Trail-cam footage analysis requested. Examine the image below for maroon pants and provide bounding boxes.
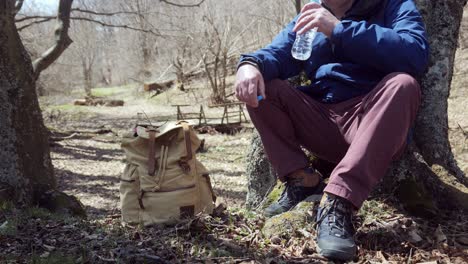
[247,73,421,208]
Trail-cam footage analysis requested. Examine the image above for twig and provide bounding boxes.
[241,223,252,234]
[71,7,138,16]
[458,122,468,138]
[51,132,79,141]
[71,16,161,36]
[106,214,121,219]
[136,253,164,262]
[159,0,205,8]
[193,257,251,262]
[96,255,116,262]
[17,16,162,36]
[406,247,413,264]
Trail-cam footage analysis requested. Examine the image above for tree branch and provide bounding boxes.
[159,0,205,8]
[14,0,24,15]
[71,7,138,16]
[32,0,74,80]
[17,17,55,30]
[16,15,53,23]
[71,16,161,36]
[16,8,138,23]
[16,15,161,35]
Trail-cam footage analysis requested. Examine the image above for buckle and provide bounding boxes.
[178,160,191,173]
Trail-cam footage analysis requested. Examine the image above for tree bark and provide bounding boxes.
[245,0,468,213]
[0,0,55,204]
[245,131,276,209]
[387,0,468,214]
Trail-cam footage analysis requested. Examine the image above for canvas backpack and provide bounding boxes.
[120,120,216,225]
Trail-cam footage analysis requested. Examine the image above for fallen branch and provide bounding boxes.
[458,122,468,138]
[159,0,205,8]
[50,132,79,141]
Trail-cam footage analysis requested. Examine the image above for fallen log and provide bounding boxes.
[73,97,124,107]
[143,80,174,92]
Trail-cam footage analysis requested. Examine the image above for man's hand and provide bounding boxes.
[235,64,266,108]
[293,2,340,38]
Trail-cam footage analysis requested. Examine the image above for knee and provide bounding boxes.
[264,79,291,99]
[384,72,421,99]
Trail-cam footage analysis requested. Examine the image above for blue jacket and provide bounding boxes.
[239,0,429,103]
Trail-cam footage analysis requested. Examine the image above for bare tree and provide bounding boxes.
[0,0,73,205]
[0,0,208,207]
[200,7,248,104]
[173,36,192,91]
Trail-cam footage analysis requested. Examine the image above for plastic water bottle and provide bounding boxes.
[291,0,321,61]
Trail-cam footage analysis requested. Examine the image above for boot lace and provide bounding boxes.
[317,198,354,238]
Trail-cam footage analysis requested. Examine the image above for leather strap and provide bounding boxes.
[203,174,217,202]
[178,122,192,173]
[147,128,157,176]
[138,190,145,209]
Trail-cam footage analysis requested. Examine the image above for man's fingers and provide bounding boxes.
[238,80,248,104]
[297,19,318,35]
[258,77,266,100]
[300,2,321,14]
[247,81,258,108]
[293,9,318,32]
[235,64,264,107]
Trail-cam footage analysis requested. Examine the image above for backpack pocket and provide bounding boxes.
[139,185,200,226]
[120,163,140,224]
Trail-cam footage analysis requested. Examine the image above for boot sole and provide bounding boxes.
[316,244,356,261]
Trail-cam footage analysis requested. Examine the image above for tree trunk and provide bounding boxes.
[295,0,302,15]
[245,0,468,214]
[387,0,468,214]
[82,60,93,98]
[245,132,276,208]
[0,1,55,204]
[136,0,152,79]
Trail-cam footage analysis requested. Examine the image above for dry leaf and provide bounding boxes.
[39,252,50,258]
[42,244,55,251]
[270,236,281,245]
[434,225,447,244]
[408,229,423,243]
[297,228,312,238]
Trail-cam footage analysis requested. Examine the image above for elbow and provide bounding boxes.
[405,35,430,76]
[392,42,429,77]
[409,46,430,77]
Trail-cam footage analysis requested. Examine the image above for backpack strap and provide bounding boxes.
[178,121,192,173]
[147,127,158,176]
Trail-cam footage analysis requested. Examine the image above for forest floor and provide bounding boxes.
[1,30,468,264]
[0,74,466,263]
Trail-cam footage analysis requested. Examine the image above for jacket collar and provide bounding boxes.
[343,0,386,20]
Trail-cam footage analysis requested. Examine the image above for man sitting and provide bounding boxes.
[235,0,429,261]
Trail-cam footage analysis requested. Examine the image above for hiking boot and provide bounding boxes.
[316,193,357,261]
[264,168,324,217]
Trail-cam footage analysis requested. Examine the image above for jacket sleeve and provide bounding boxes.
[330,0,429,76]
[239,17,303,82]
